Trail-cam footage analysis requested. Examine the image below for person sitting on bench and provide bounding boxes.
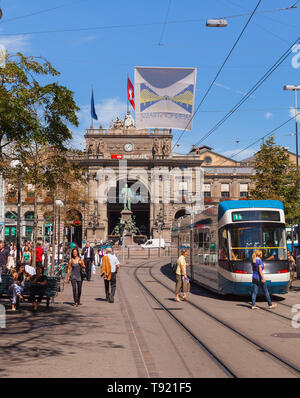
[8,264,31,311]
[29,266,47,311]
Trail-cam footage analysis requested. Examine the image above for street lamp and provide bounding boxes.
[10,160,22,266]
[206,19,228,27]
[155,207,165,257]
[283,85,300,169]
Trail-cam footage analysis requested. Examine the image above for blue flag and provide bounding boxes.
[91,89,98,121]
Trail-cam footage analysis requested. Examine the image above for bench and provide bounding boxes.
[0,274,60,308]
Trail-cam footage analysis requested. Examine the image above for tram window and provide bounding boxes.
[229,223,287,261]
[219,228,229,260]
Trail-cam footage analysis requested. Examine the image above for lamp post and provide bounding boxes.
[10,160,22,266]
[155,207,165,257]
[284,85,300,169]
[55,200,64,265]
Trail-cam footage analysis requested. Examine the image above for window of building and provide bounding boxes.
[240,183,248,198]
[24,212,34,221]
[221,183,230,198]
[204,156,212,164]
[203,183,211,198]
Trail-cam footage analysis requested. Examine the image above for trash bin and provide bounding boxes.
[296,255,300,279]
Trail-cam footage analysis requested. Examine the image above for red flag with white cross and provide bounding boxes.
[127,77,135,110]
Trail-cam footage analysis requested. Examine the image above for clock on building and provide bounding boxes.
[124,143,133,152]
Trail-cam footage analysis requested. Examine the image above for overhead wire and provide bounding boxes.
[0,4,299,36]
[158,0,172,46]
[216,112,300,165]
[192,35,300,148]
[172,0,262,151]
[0,0,90,24]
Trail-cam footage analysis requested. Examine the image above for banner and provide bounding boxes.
[134,67,197,130]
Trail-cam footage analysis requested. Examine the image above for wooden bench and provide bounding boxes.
[0,274,60,308]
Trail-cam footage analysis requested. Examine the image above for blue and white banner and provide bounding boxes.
[134,67,197,130]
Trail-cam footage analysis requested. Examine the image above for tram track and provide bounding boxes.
[143,264,300,376]
[134,261,237,378]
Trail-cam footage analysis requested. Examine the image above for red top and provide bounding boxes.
[36,246,44,263]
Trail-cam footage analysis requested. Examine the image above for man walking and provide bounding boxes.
[0,241,10,282]
[81,241,94,281]
[100,248,120,303]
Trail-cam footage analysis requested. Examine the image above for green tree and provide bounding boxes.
[2,52,80,265]
[249,135,300,225]
[0,52,79,164]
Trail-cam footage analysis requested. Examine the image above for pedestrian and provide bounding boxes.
[175,249,190,302]
[0,240,10,281]
[66,248,86,307]
[8,264,31,311]
[81,241,94,281]
[251,250,277,309]
[288,250,296,290]
[8,243,17,271]
[22,246,31,266]
[100,248,120,303]
[36,242,44,268]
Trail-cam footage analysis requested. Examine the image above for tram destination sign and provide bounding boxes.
[232,210,280,222]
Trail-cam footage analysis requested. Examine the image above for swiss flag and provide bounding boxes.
[127,78,135,110]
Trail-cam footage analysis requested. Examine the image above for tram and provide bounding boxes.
[171,200,289,295]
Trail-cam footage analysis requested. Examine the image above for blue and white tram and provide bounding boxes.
[171,200,289,295]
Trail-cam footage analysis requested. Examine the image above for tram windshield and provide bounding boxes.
[225,223,287,261]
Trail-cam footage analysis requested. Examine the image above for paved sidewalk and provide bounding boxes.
[0,272,139,378]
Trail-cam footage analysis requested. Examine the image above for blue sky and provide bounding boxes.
[0,0,300,159]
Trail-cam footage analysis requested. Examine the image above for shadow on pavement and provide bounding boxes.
[159,263,288,305]
[0,297,122,373]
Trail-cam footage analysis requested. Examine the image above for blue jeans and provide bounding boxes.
[251,281,272,306]
[9,284,24,305]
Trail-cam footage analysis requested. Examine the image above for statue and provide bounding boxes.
[87,142,94,155]
[162,140,170,158]
[124,112,135,128]
[152,139,160,158]
[96,140,104,155]
[121,184,132,211]
[112,117,124,129]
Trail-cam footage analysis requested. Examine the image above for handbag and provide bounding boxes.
[80,261,86,280]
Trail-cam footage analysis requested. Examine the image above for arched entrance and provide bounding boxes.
[174,209,190,220]
[66,209,83,247]
[107,180,150,238]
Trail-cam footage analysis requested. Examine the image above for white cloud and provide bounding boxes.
[78,97,127,128]
[213,82,230,90]
[0,35,31,53]
[265,112,273,120]
[289,107,300,122]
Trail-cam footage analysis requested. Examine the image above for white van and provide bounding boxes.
[141,239,165,249]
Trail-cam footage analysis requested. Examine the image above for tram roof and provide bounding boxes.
[218,200,284,220]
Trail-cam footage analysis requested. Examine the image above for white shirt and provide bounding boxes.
[101,253,120,273]
[25,264,36,276]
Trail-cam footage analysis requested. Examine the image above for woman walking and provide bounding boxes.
[22,246,31,266]
[66,248,85,307]
[175,249,189,302]
[251,250,277,309]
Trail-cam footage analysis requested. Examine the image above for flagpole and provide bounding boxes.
[127,73,129,114]
[91,85,94,129]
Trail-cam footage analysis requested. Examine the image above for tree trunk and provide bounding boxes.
[32,189,38,268]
